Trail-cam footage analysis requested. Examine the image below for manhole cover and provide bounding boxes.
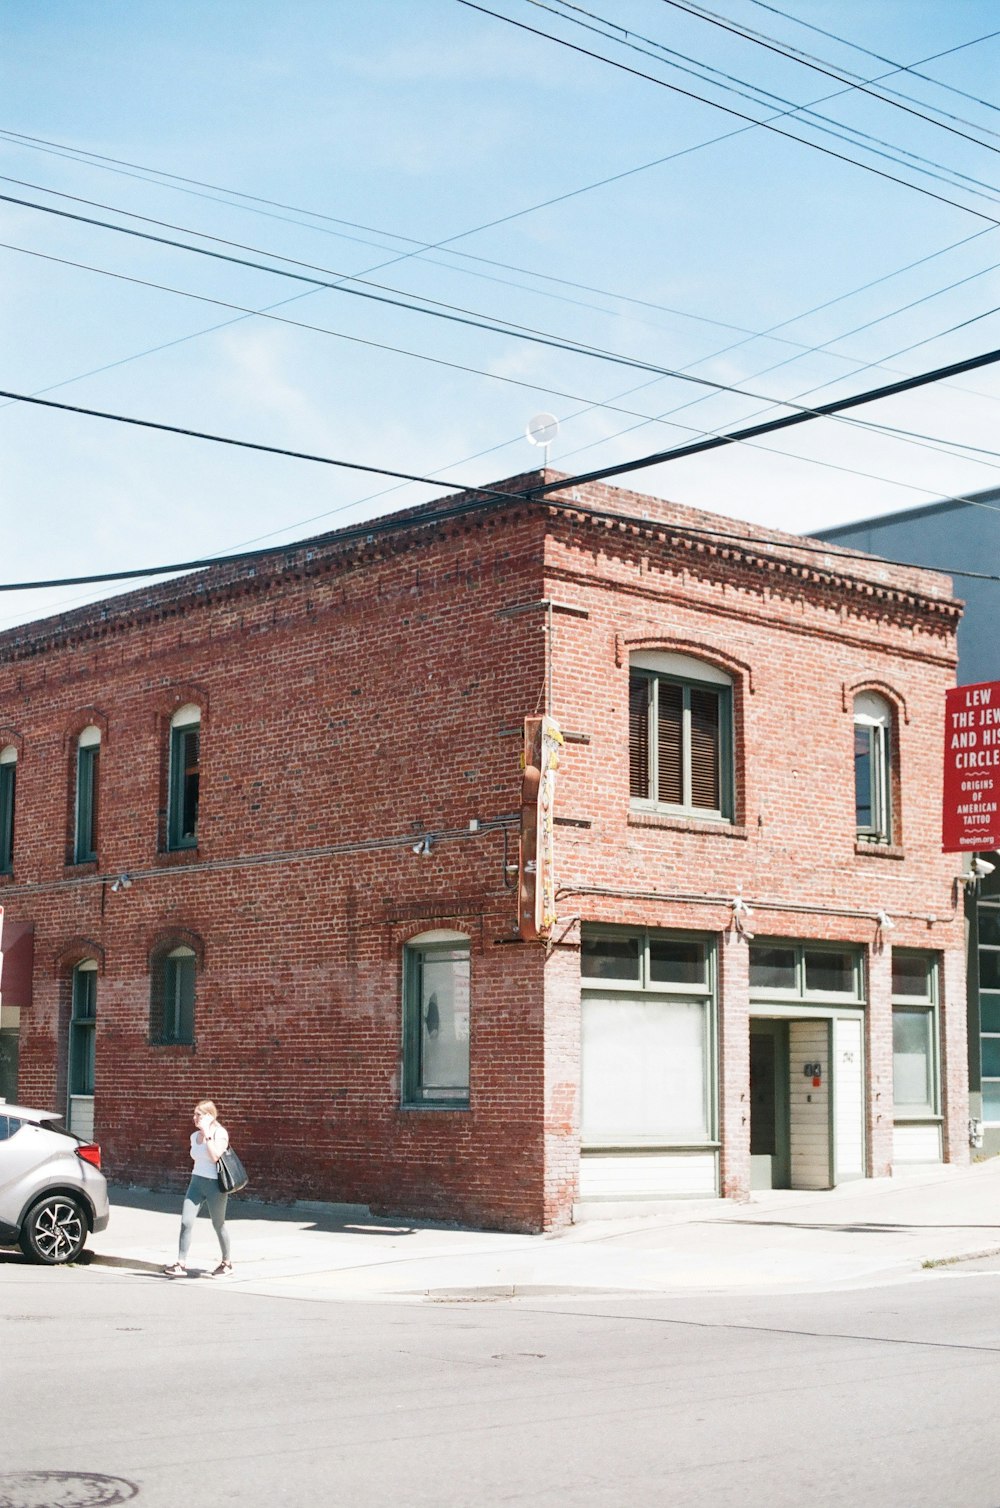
[0,1472,138,1508]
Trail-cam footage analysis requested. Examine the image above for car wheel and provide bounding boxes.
[18,1195,88,1265]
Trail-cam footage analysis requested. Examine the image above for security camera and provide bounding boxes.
[971,857,996,878]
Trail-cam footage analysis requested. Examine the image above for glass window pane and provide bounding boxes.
[628,676,651,800]
[656,682,683,807]
[983,1081,1000,1122]
[892,952,932,999]
[688,688,721,812]
[804,950,857,994]
[582,995,709,1142]
[981,994,1000,1034]
[420,949,470,1096]
[581,934,640,981]
[980,951,1000,991]
[978,905,1000,948]
[893,1009,932,1110]
[981,1037,1000,1078]
[854,726,873,828]
[70,1024,95,1096]
[749,946,797,991]
[648,937,707,986]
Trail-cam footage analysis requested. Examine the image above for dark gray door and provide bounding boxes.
[750,1022,790,1189]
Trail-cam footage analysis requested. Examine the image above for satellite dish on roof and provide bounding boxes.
[526,412,559,465]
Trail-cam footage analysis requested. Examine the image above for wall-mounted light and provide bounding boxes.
[411,837,432,857]
[875,909,895,932]
[110,873,132,893]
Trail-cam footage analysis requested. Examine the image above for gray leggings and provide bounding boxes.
[178,1174,231,1262]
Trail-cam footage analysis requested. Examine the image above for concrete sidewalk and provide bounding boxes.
[86,1157,1000,1299]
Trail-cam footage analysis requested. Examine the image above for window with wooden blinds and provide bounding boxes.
[688,687,721,811]
[656,681,683,806]
[629,675,650,799]
[627,664,732,820]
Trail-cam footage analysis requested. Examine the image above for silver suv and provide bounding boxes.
[0,1104,110,1264]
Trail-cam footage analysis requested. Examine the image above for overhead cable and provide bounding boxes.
[4,344,1000,594]
[459,0,1000,224]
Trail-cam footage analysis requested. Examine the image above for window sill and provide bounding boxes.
[64,860,99,878]
[399,1102,471,1113]
[854,841,905,861]
[155,847,201,867]
[628,810,747,840]
[893,1114,942,1124]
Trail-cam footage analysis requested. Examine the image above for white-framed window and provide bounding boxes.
[580,928,716,1147]
[0,745,16,875]
[979,899,1000,1122]
[629,652,733,820]
[74,725,101,864]
[167,705,201,850]
[151,945,197,1047]
[402,931,470,1108]
[854,692,892,844]
[891,950,939,1118]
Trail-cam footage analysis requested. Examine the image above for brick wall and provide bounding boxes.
[0,472,968,1230]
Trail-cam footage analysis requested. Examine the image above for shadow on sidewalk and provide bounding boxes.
[106,1182,471,1239]
[706,1218,1000,1235]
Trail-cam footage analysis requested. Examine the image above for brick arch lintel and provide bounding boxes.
[0,727,24,758]
[61,707,109,753]
[52,937,105,977]
[842,678,909,725]
[616,632,755,693]
[152,682,210,729]
[146,927,206,972]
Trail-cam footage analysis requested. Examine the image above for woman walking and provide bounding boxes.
[163,1100,233,1278]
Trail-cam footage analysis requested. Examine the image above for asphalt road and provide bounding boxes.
[3,1251,1000,1508]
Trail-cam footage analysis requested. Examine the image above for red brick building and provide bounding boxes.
[0,472,969,1231]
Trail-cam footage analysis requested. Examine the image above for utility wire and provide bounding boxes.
[4,123,991,349]
[654,0,1000,158]
[459,0,1000,224]
[746,0,1000,119]
[528,339,1000,497]
[10,189,1000,462]
[537,0,1000,203]
[4,340,1000,599]
[10,233,1000,487]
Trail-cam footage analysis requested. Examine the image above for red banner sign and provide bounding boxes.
[943,679,1000,853]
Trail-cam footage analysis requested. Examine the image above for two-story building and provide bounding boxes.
[0,471,969,1230]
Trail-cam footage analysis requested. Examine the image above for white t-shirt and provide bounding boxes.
[189,1124,229,1180]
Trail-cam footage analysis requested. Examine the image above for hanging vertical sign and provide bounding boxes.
[518,714,564,942]
[943,679,1000,852]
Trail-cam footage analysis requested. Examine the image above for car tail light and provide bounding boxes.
[76,1143,102,1169]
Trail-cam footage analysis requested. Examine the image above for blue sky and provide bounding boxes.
[3,0,1000,628]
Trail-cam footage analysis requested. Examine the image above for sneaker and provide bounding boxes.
[163,1262,187,1277]
[210,1261,233,1278]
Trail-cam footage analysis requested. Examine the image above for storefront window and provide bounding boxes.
[580,927,715,1149]
[891,951,938,1118]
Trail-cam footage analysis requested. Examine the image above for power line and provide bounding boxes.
[537,0,1000,204]
[745,0,1000,120]
[529,339,1000,497]
[12,186,1000,465]
[0,237,721,428]
[653,0,1000,159]
[0,467,995,601]
[459,0,1000,224]
[2,339,1000,598]
[0,386,523,509]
